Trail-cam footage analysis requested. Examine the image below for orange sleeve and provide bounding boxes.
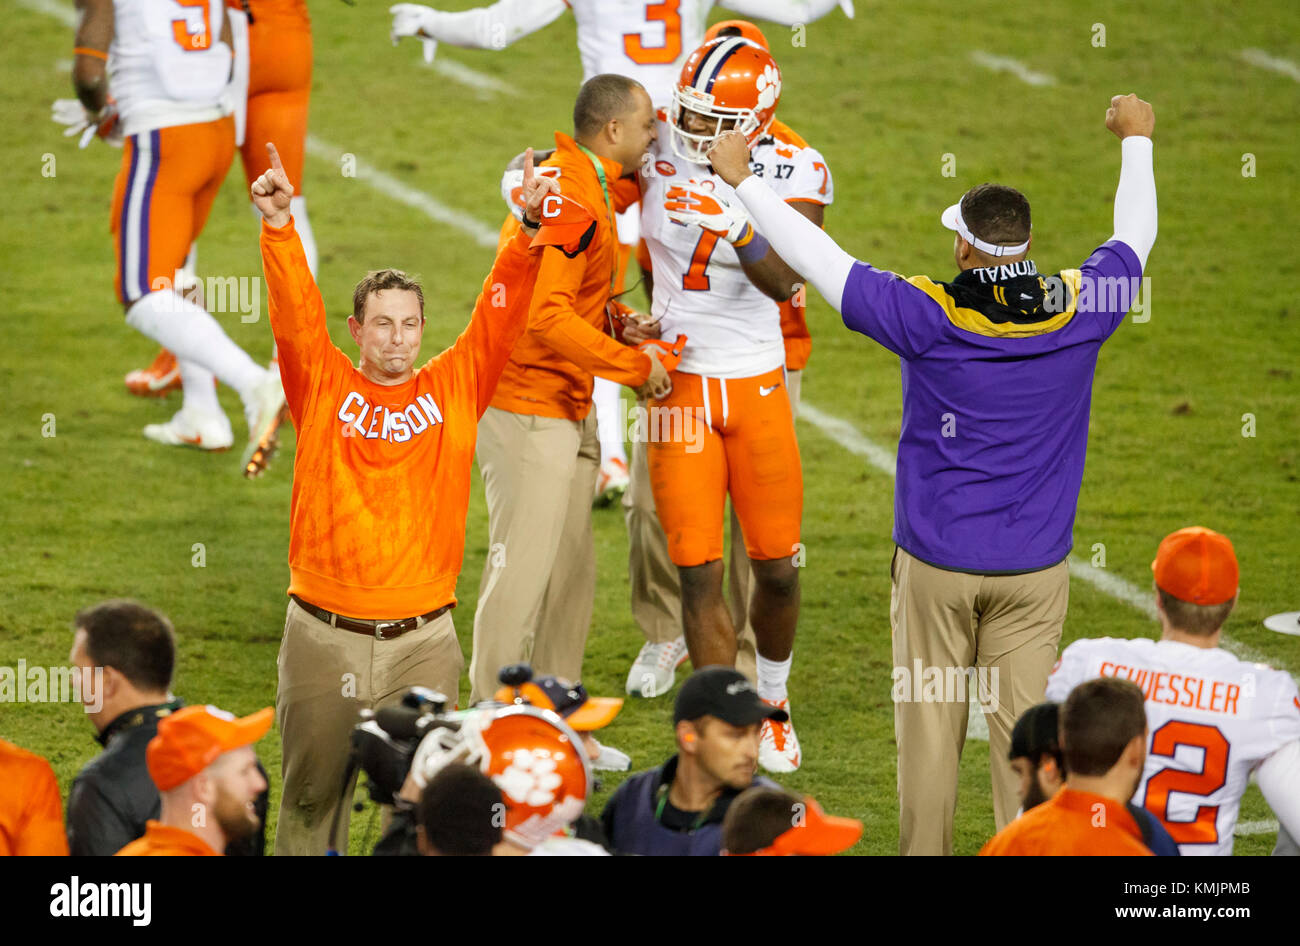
[16,759,69,857]
[260,216,347,429]
[445,225,544,417]
[527,246,652,387]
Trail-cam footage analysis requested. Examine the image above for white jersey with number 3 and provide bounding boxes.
[566,0,712,107]
[1046,637,1300,856]
[641,116,833,378]
[109,0,234,135]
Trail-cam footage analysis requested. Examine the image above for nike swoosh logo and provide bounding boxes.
[1019,292,1033,300]
[759,384,780,396]
[179,434,203,445]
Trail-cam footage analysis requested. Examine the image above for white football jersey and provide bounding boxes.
[1046,637,1300,856]
[568,0,713,107]
[640,117,833,378]
[109,0,233,135]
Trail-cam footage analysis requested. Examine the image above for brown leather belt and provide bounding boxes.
[291,595,451,641]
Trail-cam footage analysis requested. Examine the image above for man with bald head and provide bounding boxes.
[707,94,1158,854]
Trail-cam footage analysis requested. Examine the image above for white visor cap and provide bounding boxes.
[941,201,1030,258]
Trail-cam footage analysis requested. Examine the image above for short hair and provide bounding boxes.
[417,764,503,856]
[1061,678,1146,777]
[73,600,175,693]
[352,269,424,324]
[1158,587,1235,636]
[574,74,643,139]
[961,183,1031,245]
[721,786,803,854]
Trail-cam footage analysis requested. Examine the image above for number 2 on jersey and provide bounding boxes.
[682,229,719,291]
[171,0,212,51]
[624,1,682,65]
[1143,720,1229,845]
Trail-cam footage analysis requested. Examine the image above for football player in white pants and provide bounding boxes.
[1046,528,1300,855]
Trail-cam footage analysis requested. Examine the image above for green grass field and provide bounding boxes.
[3,0,1298,856]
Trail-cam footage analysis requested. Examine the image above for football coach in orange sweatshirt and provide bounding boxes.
[252,141,558,855]
[468,75,672,703]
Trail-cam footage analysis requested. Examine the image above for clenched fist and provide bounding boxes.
[251,142,293,228]
[1106,93,1154,140]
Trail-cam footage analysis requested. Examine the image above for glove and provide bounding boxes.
[638,335,687,374]
[664,180,753,244]
[500,160,561,221]
[389,3,439,62]
[51,97,122,149]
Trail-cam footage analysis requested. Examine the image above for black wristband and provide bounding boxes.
[521,213,541,230]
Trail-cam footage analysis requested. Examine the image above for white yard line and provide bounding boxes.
[425,57,515,96]
[1234,819,1279,837]
[305,135,500,249]
[18,0,76,27]
[969,50,1055,87]
[1241,49,1300,82]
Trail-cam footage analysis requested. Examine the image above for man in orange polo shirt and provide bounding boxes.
[0,739,69,856]
[980,677,1154,856]
[117,704,271,856]
[252,142,558,854]
[467,74,670,703]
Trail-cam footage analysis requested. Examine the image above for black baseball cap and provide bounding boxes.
[673,667,788,726]
[1009,701,1060,761]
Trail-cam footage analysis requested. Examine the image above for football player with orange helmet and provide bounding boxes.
[633,35,834,773]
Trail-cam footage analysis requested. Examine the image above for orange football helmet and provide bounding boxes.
[702,19,770,50]
[412,704,592,849]
[669,36,782,165]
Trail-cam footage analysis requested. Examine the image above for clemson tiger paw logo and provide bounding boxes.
[755,65,781,110]
[497,748,564,806]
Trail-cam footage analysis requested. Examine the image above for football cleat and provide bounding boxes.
[125,348,181,398]
[142,407,233,451]
[625,636,690,698]
[758,698,802,773]
[241,370,288,478]
[588,737,632,772]
[593,456,630,507]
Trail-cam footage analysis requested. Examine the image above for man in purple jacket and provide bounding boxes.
[704,93,1158,855]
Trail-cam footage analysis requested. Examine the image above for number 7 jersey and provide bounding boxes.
[1046,637,1300,855]
[641,115,834,378]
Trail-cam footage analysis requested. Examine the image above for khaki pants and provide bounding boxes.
[625,369,802,682]
[890,545,1068,856]
[469,407,599,703]
[273,597,462,856]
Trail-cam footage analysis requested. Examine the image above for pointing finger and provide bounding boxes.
[266,142,283,173]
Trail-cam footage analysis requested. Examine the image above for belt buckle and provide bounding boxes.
[374,620,403,641]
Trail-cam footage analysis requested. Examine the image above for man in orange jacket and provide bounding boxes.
[467,75,670,703]
[0,739,69,856]
[980,677,1154,856]
[252,141,559,854]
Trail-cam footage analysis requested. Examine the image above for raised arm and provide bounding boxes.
[390,0,566,51]
[708,131,856,312]
[1104,93,1157,269]
[253,143,334,418]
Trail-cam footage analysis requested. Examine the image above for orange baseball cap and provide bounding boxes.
[1152,526,1239,606]
[146,704,274,792]
[748,796,863,856]
[704,19,770,50]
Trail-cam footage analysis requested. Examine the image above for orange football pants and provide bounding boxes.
[239,5,312,194]
[647,367,802,567]
[111,117,235,304]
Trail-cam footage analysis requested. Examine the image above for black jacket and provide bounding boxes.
[66,700,268,856]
